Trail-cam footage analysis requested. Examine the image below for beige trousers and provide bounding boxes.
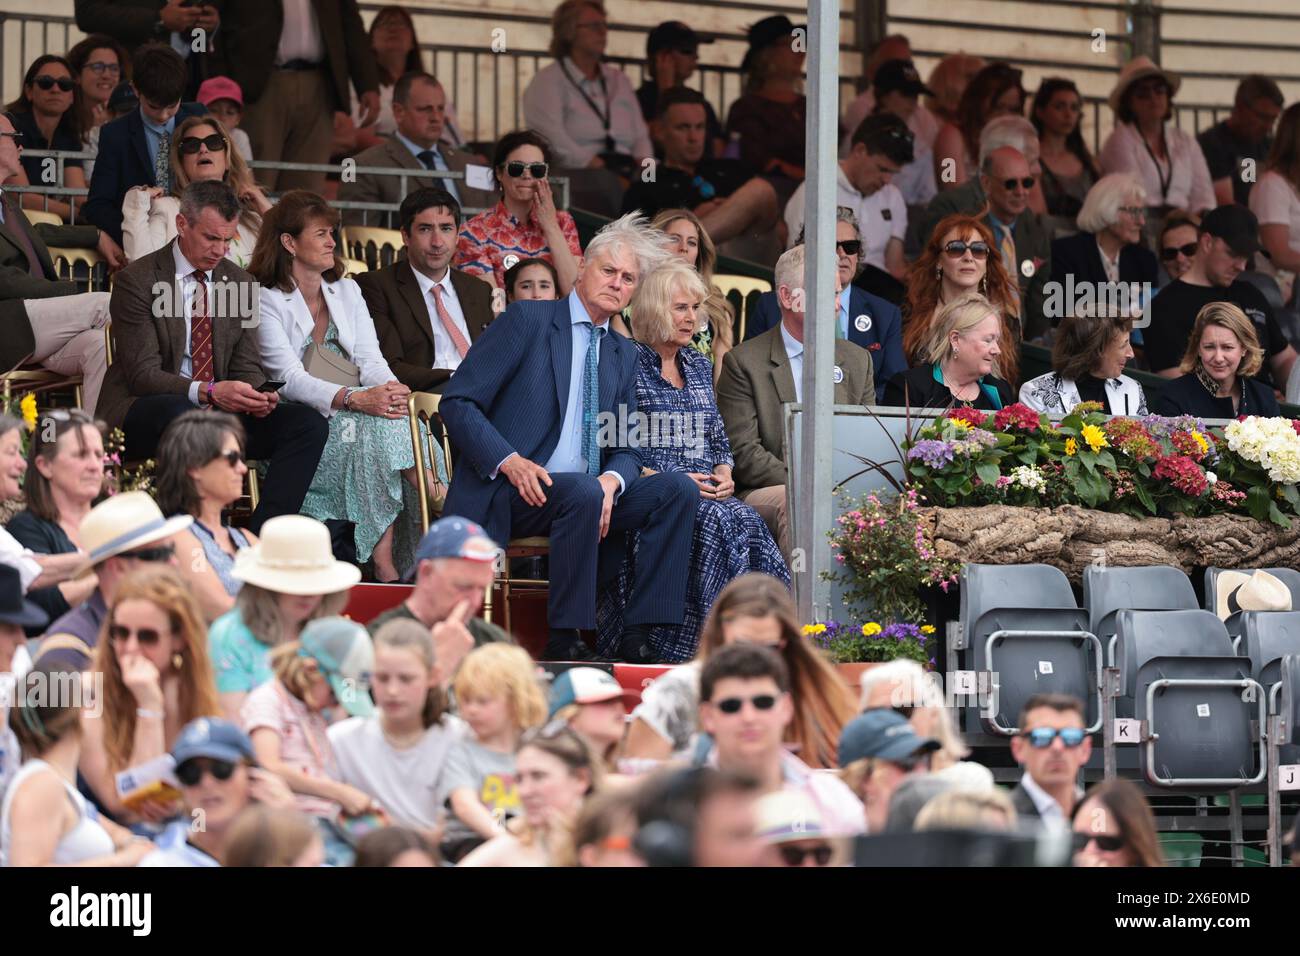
[24,292,111,415]
[242,70,335,193]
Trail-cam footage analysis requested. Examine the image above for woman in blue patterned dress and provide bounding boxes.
[250,191,446,582]
[596,260,790,663]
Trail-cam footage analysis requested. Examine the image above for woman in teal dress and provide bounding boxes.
[250,190,446,581]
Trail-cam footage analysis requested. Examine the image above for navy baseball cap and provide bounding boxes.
[171,717,255,766]
[838,709,940,766]
[414,515,500,564]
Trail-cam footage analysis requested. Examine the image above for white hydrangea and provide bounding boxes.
[1224,417,1300,485]
[1011,465,1046,492]
[1205,471,1218,485]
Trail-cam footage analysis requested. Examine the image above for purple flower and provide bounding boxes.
[906,440,955,468]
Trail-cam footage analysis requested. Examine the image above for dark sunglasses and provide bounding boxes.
[1001,176,1036,191]
[121,543,176,564]
[1073,831,1124,853]
[1022,727,1088,748]
[109,624,164,647]
[779,844,834,866]
[891,704,915,719]
[176,758,237,787]
[179,134,227,155]
[0,131,24,145]
[211,449,243,467]
[943,240,990,259]
[1161,242,1198,261]
[504,161,548,180]
[716,694,777,715]
[836,240,862,256]
[33,75,75,92]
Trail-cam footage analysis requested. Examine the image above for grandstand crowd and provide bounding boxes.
[0,0,1296,868]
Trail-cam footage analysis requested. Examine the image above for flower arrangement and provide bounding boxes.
[903,403,1300,527]
[103,428,156,496]
[802,620,936,666]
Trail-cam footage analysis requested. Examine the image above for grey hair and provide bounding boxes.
[1076,172,1147,234]
[835,206,865,279]
[774,243,805,305]
[179,178,240,223]
[977,115,1039,168]
[0,412,23,441]
[885,775,957,833]
[584,212,674,283]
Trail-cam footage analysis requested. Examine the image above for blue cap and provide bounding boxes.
[415,515,500,564]
[171,717,255,766]
[838,709,940,766]
[548,667,626,717]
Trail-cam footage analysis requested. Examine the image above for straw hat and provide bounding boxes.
[1108,56,1181,113]
[79,491,194,573]
[232,515,361,596]
[1215,569,1292,621]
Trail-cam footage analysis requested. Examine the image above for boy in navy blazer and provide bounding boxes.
[439,214,697,663]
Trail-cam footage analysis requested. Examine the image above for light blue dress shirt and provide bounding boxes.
[781,321,804,405]
[140,108,178,178]
[837,286,851,340]
[395,130,461,204]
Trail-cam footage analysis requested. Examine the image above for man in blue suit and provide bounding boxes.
[83,43,207,246]
[744,258,906,403]
[439,214,698,663]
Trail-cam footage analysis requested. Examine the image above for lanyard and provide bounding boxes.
[1140,129,1172,202]
[559,59,615,154]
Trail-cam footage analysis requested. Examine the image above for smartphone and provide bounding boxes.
[257,380,285,393]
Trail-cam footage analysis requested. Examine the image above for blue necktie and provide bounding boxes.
[581,323,605,476]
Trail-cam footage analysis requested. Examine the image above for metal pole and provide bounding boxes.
[797,0,838,624]
[1130,0,1160,62]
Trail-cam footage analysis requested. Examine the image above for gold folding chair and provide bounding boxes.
[340,226,403,271]
[48,246,108,293]
[0,369,82,409]
[23,208,63,227]
[342,257,369,278]
[406,391,548,632]
[712,274,773,344]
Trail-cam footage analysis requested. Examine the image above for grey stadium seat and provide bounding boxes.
[1084,565,1198,668]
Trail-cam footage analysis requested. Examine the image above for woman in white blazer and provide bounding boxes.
[122,115,270,267]
[250,191,444,581]
[1019,312,1147,418]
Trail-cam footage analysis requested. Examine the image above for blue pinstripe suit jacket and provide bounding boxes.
[439,296,643,545]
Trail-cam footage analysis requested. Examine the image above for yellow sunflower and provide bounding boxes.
[19,393,36,432]
[1064,438,1077,456]
[1080,424,1108,453]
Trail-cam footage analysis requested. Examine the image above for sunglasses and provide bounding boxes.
[779,844,834,866]
[943,240,990,259]
[1073,831,1124,853]
[176,758,237,787]
[179,134,227,155]
[0,131,23,145]
[504,161,548,180]
[836,240,862,256]
[1161,242,1198,261]
[1001,176,1036,191]
[1022,727,1088,748]
[84,62,121,76]
[109,623,164,647]
[716,694,777,714]
[33,75,75,92]
[121,543,177,564]
[211,449,243,467]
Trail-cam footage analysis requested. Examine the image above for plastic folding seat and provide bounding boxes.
[1084,565,1198,668]
[1116,609,1265,789]
[1276,654,1300,763]
[1241,611,1300,694]
[958,564,1101,736]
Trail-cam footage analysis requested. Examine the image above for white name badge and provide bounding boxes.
[502,253,520,270]
[854,314,871,333]
[1020,258,1036,278]
[465,164,495,192]
[833,365,844,383]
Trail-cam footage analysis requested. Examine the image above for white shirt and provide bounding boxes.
[275,0,325,66]
[1249,170,1300,261]
[172,244,211,406]
[1097,239,1121,284]
[839,96,940,205]
[1099,121,1215,212]
[1019,771,1083,829]
[0,527,42,593]
[411,267,471,370]
[394,130,461,204]
[705,749,866,838]
[521,58,653,167]
[781,321,804,404]
[784,165,907,271]
[328,715,467,830]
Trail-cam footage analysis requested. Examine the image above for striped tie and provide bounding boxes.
[581,323,605,476]
[190,270,214,384]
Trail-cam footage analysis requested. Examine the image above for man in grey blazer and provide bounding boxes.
[1008,693,1090,827]
[100,181,327,531]
[715,245,874,557]
[339,72,496,229]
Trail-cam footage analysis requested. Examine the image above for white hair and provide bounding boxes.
[1076,172,1148,234]
[977,115,1039,168]
[859,659,970,762]
[774,243,805,305]
[583,211,673,282]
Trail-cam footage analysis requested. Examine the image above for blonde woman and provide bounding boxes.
[596,260,787,664]
[883,292,1015,409]
[1151,301,1280,418]
[914,788,1017,831]
[121,114,271,265]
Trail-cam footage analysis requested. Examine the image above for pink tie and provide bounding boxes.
[431,285,471,360]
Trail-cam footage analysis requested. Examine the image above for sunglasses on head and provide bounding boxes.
[716,694,777,714]
[33,75,75,92]
[1022,727,1088,748]
[179,133,227,155]
[943,240,990,259]
[836,239,862,256]
[779,844,834,866]
[121,543,176,564]
[1073,831,1124,853]
[1161,242,1198,261]
[109,623,164,647]
[176,758,238,787]
[1001,176,1036,191]
[211,449,243,467]
[504,161,548,180]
